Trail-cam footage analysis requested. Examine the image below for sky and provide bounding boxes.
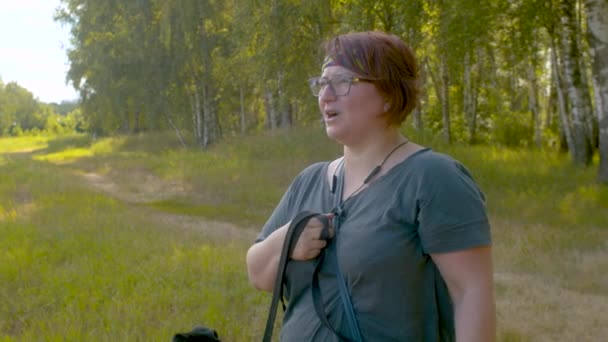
[0,0,78,103]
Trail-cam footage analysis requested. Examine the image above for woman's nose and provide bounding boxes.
[318,84,336,101]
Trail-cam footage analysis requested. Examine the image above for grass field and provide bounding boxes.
[0,127,606,341]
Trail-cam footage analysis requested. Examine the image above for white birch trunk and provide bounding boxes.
[528,55,542,148]
[463,52,472,141]
[584,0,608,182]
[412,59,426,132]
[202,84,211,148]
[551,42,576,156]
[191,85,203,146]
[559,0,592,164]
[547,69,556,129]
[164,111,187,148]
[277,71,292,127]
[463,50,479,144]
[264,90,277,130]
[440,54,451,143]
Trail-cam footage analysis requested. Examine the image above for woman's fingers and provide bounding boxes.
[291,213,337,260]
[309,214,334,240]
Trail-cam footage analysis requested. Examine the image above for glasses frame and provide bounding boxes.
[307,75,374,97]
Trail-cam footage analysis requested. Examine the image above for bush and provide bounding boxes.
[489,111,534,147]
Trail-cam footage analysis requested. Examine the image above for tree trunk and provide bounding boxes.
[551,40,576,156]
[547,70,557,129]
[278,71,292,128]
[264,90,277,130]
[578,1,600,150]
[487,46,502,116]
[592,73,604,149]
[463,51,472,141]
[463,50,479,144]
[201,83,212,148]
[508,52,521,112]
[584,0,608,182]
[134,110,142,133]
[281,103,292,128]
[528,54,542,148]
[440,54,451,143]
[164,111,187,148]
[559,0,592,165]
[413,59,426,133]
[240,85,246,135]
[191,86,203,146]
[197,17,219,148]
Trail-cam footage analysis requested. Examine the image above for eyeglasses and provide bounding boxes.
[307,75,373,97]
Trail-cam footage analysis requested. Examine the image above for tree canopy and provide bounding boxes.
[38,0,608,181]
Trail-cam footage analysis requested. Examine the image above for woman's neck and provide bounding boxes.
[343,132,406,171]
[335,130,408,200]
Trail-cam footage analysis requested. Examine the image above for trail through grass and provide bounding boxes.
[1,128,606,341]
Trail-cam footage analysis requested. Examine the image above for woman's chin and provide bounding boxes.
[324,126,340,140]
[325,128,347,145]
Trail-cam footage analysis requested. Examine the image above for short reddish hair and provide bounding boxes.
[322,31,419,126]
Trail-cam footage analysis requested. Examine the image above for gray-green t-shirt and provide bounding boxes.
[256,148,491,341]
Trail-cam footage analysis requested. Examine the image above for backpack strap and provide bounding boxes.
[262,211,325,342]
[311,160,363,342]
[311,212,363,342]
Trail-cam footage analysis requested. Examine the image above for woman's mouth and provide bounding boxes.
[325,110,339,120]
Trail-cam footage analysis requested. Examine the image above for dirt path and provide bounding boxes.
[494,270,608,341]
[79,170,258,242]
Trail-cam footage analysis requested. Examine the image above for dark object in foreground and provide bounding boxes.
[172,326,221,342]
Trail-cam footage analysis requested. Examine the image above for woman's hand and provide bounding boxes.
[246,213,334,292]
[290,214,334,261]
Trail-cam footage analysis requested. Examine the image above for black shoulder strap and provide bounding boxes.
[262,211,323,342]
[311,161,363,342]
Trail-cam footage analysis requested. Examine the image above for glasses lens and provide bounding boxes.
[307,76,354,97]
[331,78,351,96]
[308,77,323,96]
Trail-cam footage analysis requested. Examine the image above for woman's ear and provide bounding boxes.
[383,103,391,112]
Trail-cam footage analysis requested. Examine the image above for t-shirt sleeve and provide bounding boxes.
[254,178,298,243]
[254,162,328,243]
[416,155,491,254]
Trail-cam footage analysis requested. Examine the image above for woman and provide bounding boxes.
[246,31,495,341]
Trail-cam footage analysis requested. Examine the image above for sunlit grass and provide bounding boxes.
[441,144,607,229]
[90,136,128,154]
[0,135,48,153]
[33,147,94,163]
[0,157,266,341]
[146,199,267,226]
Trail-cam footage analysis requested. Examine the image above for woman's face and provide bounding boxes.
[318,65,386,145]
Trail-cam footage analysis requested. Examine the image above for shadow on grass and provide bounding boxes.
[144,199,267,227]
[41,134,94,154]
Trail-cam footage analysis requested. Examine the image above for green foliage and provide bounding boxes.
[0,82,83,137]
[489,111,535,147]
[49,100,79,115]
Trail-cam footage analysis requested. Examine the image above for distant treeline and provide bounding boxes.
[50,1,608,181]
[0,79,83,135]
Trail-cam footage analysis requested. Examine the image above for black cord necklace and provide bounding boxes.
[331,139,410,202]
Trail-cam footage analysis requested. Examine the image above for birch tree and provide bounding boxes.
[559,0,593,165]
[584,0,608,182]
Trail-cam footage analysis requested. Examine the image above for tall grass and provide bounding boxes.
[0,155,266,341]
[1,126,606,341]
